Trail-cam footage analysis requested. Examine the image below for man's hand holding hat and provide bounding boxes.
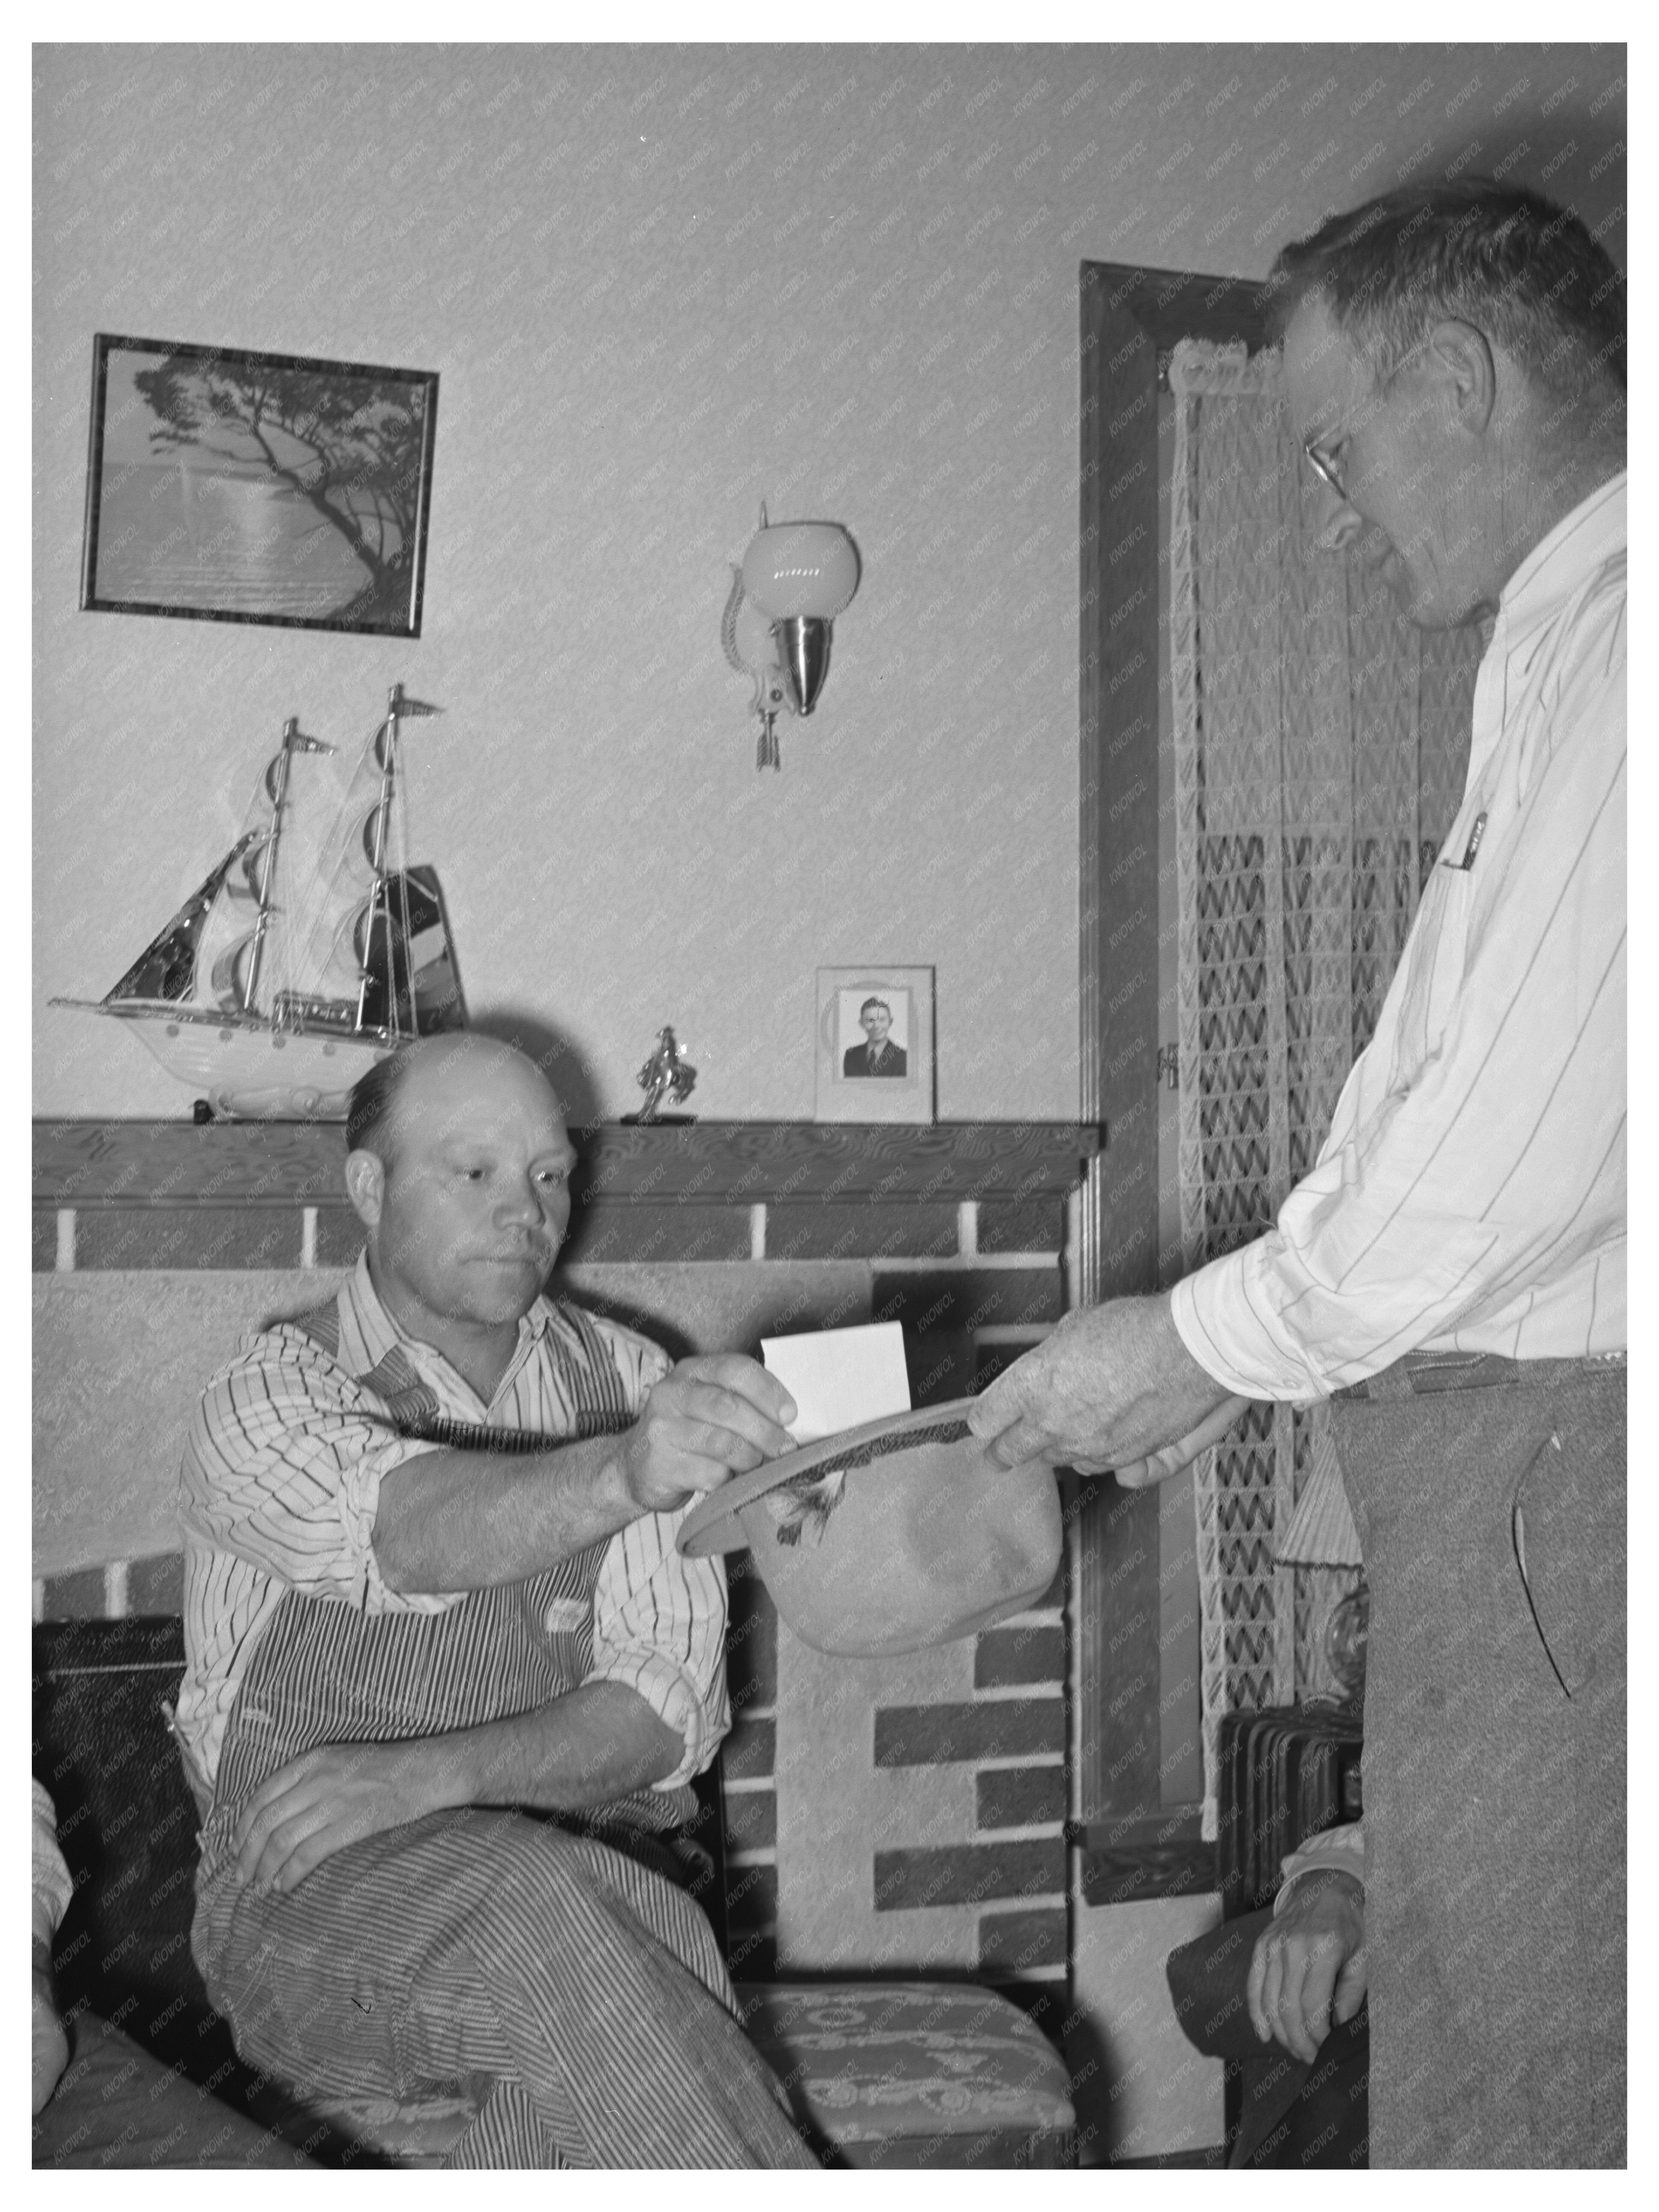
[615,1354,797,1514]
[966,1294,1247,1483]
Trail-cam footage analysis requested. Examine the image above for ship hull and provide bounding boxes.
[103,1006,390,1119]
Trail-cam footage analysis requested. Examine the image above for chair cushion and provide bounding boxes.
[735,1981,1074,2156]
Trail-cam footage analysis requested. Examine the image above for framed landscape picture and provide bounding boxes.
[815,966,935,1125]
[79,334,439,636]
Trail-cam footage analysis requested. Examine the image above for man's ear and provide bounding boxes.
[1426,317,1497,438]
[345,1147,386,1230]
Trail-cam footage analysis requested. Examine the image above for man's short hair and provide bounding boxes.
[1266,179,1625,414]
[859,997,891,1020]
[346,1046,420,1164]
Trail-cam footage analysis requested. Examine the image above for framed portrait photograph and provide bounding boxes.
[80,334,439,636]
[815,967,935,1125]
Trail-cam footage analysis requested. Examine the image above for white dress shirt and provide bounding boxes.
[177,1253,728,1796]
[1173,473,1626,1399]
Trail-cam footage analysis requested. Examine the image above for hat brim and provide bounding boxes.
[677,1397,981,1558]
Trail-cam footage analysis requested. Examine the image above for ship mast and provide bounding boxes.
[356,683,405,1037]
[241,717,300,1015]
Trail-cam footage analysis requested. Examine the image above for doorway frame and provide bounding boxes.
[1075,261,1269,1891]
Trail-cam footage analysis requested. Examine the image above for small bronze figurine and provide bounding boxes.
[631,1026,697,1124]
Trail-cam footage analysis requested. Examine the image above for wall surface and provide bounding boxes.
[34,43,1626,1123]
[1067,1892,1222,2161]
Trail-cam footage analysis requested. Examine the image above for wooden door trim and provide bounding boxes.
[1076,262,1268,1835]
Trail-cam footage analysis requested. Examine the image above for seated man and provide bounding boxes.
[1248,1822,1367,2068]
[1239,1822,1369,2167]
[1166,1822,1368,2169]
[175,1035,816,2169]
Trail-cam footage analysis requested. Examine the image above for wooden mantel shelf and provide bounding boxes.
[33,1119,1102,1210]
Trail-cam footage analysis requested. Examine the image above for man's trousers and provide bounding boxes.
[1332,1352,1625,2167]
[192,1803,816,2169]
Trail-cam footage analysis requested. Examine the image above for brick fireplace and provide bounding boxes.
[34,1117,1094,2012]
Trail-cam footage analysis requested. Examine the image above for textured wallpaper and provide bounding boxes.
[33,43,1626,1121]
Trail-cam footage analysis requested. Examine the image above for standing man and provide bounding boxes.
[177,1034,816,2169]
[970,180,1625,2168]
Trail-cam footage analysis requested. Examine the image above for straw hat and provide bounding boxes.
[677,1399,1062,1656]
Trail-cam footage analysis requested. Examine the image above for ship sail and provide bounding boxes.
[287,693,464,1041]
[348,865,466,1036]
[51,683,467,1120]
[175,725,339,1019]
[208,934,256,1010]
[99,836,262,1005]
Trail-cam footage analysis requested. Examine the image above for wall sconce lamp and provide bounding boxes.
[723,503,860,769]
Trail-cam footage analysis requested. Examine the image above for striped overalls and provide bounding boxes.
[189,1302,813,2169]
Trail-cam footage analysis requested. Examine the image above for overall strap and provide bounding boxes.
[200,1298,656,1868]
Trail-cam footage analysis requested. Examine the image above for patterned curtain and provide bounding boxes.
[1166,340,1480,1836]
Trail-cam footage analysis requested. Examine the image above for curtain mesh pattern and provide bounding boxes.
[1166,341,1479,1835]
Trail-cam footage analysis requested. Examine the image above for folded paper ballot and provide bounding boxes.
[760,1320,911,1443]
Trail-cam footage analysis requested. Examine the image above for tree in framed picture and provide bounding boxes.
[80,334,439,636]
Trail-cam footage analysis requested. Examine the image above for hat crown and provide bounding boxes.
[681,1403,1062,1658]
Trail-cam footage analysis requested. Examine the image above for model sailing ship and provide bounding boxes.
[51,682,466,1119]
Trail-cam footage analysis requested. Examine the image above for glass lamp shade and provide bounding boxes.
[1324,1582,1370,1702]
[741,523,859,621]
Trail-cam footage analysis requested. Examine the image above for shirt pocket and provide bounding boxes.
[1390,862,1476,1085]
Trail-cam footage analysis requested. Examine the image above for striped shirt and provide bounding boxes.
[1274,1820,1367,1914]
[32,1781,74,1948]
[176,1252,729,1797]
[1174,472,1626,1400]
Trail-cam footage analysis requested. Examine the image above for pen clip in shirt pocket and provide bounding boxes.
[1391,856,1477,1084]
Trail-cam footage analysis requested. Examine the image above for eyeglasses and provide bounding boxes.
[1300,349,1413,508]
[1302,431,1351,505]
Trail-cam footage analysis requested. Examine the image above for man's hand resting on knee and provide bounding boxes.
[233,1739,460,1897]
[1247,1869,1368,2063]
[232,1681,685,1896]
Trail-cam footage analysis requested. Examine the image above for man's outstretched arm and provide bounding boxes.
[372,1354,797,1594]
[231,1683,685,1896]
[187,1344,795,1612]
